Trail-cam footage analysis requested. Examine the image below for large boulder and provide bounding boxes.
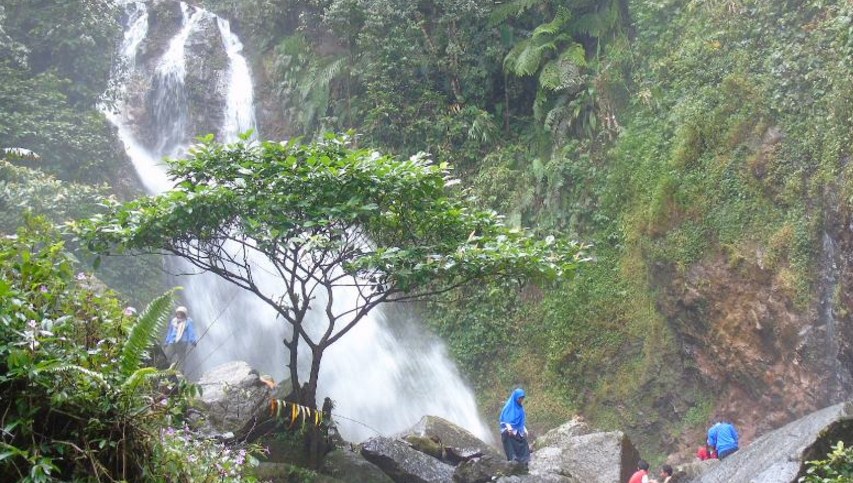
[530,429,639,483]
[320,448,394,483]
[195,360,275,435]
[400,415,504,463]
[361,436,455,483]
[494,473,576,483]
[453,454,529,483]
[688,401,853,483]
[532,417,593,451]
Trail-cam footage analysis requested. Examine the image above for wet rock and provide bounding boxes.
[400,415,503,463]
[453,454,526,483]
[361,436,455,483]
[319,448,394,483]
[689,401,853,483]
[494,473,575,483]
[531,428,639,483]
[195,360,274,435]
[532,417,593,451]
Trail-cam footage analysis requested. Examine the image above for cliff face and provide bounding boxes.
[652,195,853,455]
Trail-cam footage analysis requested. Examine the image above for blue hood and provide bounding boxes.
[499,388,526,429]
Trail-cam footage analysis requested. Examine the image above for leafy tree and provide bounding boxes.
[0,158,107,234]
[0,1,128,184]
[0,0,120,106]
[73,134,588,407]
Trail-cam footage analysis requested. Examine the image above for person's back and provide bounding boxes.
[628,459,650,483]
[707,421,739,459]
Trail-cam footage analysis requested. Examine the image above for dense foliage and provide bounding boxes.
[0,222,259,481]
[3,0,852,468]
[73,134,588,407]
[204,0,853,461]
[0,2,128,184]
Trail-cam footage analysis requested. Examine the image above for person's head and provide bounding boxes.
[660,464,673,476]
[175,306,188,319]
[637,459,649,471]
[512,387,526,405]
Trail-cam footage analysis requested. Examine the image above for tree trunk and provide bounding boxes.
[305,347,326,467]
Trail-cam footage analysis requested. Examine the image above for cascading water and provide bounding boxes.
[107,0,494,444]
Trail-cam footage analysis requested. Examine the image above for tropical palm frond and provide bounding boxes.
[119,290,175,377]
[488,0,547,26]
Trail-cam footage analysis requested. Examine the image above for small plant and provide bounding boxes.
[799,441,853,483]
[150,425,260,481]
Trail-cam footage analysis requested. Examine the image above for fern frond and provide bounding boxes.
[299,55,347,100]
[45,363,109,388]
[533,88,550,122]
[120,367,158,394]
[488,0,545,26]
[530,7,570,37]
[539,46,585,91]
[507,38,558,77]
[561,43,587,66]
[568,0,620,37]
[119,290,175,376]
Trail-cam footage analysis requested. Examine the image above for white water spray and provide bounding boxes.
[106,1,494,444]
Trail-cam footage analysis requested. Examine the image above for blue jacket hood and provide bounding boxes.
[499,388,526,429]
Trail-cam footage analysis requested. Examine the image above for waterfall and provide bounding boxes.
[107,1,494,444]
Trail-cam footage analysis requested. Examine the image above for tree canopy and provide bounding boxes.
[72,134,588,405]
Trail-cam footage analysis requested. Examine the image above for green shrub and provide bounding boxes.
[800,441,853,483]
[0,220,259,481]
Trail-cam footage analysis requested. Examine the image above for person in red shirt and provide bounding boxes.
[628,459,650,483]
[696,445,717,460]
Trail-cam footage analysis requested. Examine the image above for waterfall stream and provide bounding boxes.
[107,0,493,444]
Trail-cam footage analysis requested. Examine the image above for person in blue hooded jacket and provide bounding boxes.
[707,417,739,459]
[163,306,198,370]
[499,387,530,464]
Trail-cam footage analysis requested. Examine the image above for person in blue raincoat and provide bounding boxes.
[499,387,530,464]
[163,306,198,370]
[707,417,739,460]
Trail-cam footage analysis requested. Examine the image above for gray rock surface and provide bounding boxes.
[400,415,504,462]
[320,448,395,483]
[531,428,639,483]
[532,417,593,451]
[688,401,853,483]
[452,454,525,483]
[196,360,274,435]
[361,436,455,483]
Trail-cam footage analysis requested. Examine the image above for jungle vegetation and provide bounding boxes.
[2,0,853,467]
